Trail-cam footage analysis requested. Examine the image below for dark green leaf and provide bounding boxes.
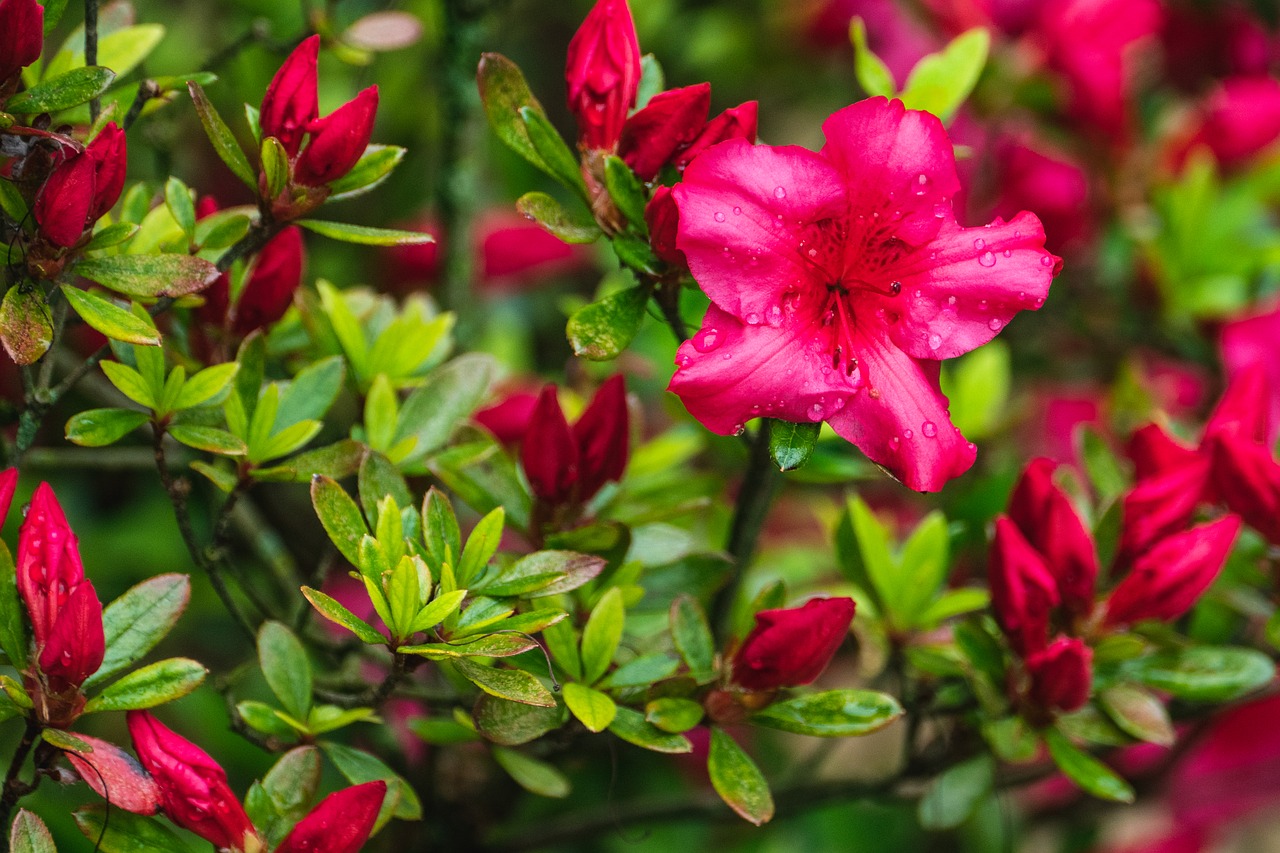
[65,408,149,447]
[1124,646,1274,702]
[477,53,552,174]
[423,487,461,569]
[321,741,420,823]
[515,192,600,244]
[359,451,412,528]
[567,284,650,361]
[74,807,193,853]
[0,543,26,671]
[708,728,774,825]
[474,694,563,745]
[670,594,715,682]
[396,354,496,461]
[83,657,206,712]
[767,420,820,472]
[611,234,661,275]
[6,66,116,114]
[188,81,256,189]
[519,106,588,198]
[85,574,190,691]
[751,689,903,737]
[603,155,648,227]
[258,621,312,720]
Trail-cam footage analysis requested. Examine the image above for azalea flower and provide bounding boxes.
[669,97,1060,491]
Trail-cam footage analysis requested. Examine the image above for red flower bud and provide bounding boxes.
[1115,459,1211,568]
[0,0,43,84]
[1104,515,1241,627]
[572,374,629,500]
[233,225,304,334]
[1025,636,1092,713]
[1128,423,1199,482]
[37,580,104,694]
[0,467,17,530]
[127,711,261,852]
[672,101,758,172]
[260,34,320,157]
[1007,458,1098,618]
[294,86,378,187]
[475,391,539,445]
[644,185,685,268]
[85,123,127,222]
[618,83,712,181]
[1204,362,1273,446]
[276,781,386,853]
[1209,437,1280,545]
[732,597,855,691]
[565,0,641,151]
[34,153,95,248]
[521,385,578,505]
[988,516,1059,657]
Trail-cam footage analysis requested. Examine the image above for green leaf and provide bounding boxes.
[253,439,365,483]
[896,511,950,624]
[600,653,680,688]
[167,425,246,455]
[670,594,715,682]
[409,716,480,745]
[918,754,995,830]
[41,727,89,752]
[899,27,990,124]
[423,487,461,569]
[328,144,407,199]
[482,550,603,598]
[581,587,625,685]
[563,682,617,732]
[515,192,601,244]
[751,689,904,737]
[917,588,989,626]
[457,508,504,587]
[74,807,193,853]
[261,136,290,199]
[1124,646,1275,702]
[1043,728,1134,803]
[0,286,53,365]
[849,18,895,97]
[258,621,313,721]
[84,657,206,713]
[0,543,26,671]
[41,0,70,33]
[454,659,556,707]
[644,697,703,733]
[408,588,468,634]
[846,495,899,618]
[164,177,196,238]
[400,632,534,659]
[492,746,571,798]
[0,180,28,224]
[188,81,256,189]
[767,420,820,472]
[6,66,116,114]
[93,23,166,79]
[474,694,563,746]
[567,284,650,361]
[519,106,589,199]
[477,53,552,173]
[10,810,56,853]
[608,706,693,753]
[941,341,1009,440]
[100,360,154,408]
[1081,425,1127,505]
[173,363,238,410]
[65,407,149,447]
[84,221,140,251]
[302,586,385,645]
[61,286,160,345]
[1099,684,1175,746]
[320,741,420,824]
[708,728,774,825]
[85,573,191,691]
[261,746,322,827]
[611,234,661,275]
[603,155,648,227]
[396,354,495,461]
[311,476,368,566]
[297,219,435,246]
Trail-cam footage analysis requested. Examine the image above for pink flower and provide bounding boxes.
[127,711,261,852]
[668,97,1059,492]
[731,597,855,691]
[988,516,1060,657]
[0,0,42,86]
[1174,76,1280,169]
[1221,302,1280,435]
[1025,636,1092,713]
[989,135,1091,253]
[276,780,386,853]
[260,35,321,157]
[1006,458,1098,619]
[565,0,641,151]
[670,101,758,173]
[618,83,712,181]
[521,376,629,508]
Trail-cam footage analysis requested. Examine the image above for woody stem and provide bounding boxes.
[0,719,41,837]
[85,0,100,123]
[713,420,782,630]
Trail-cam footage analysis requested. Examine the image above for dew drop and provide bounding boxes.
[714,211,726,222]
[1033,297,1044,307]
[988,317,1003,331]
[914,173,930,195]
[733,206,742,215]
[978,299,988,311]
[890,436,900,448]
[693,328,720,352]
[966,442,977,453]
[1017,291,1026,301]
[773,186,787,199]
[807,248,818,258]
[745,312,762,325]
[978,251,996,267]
[903,428,914,440]
[1040,255,1054,267]
[933,203,948,219]
[973,238,986,251]
[676,354,691,368]
[927,333,942,351]
[765,304,783,326]
[946,295,956,305]
[808,403,825,421]
[1002,249,1012,258]
[922,421,937,437]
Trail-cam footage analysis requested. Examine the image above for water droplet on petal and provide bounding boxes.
[808,403,825,420]
[765,305,783,326]
[946,295,956,305]
[933,203,947,219]
[714,211,726,222]
[1003,249,1012,258]
[1033,297,1044,307]
[914,173,930,195]
[1040,255,1054,267]
[922,421,937,437]
[974,238,985,251]
[978,251,996,267]
[733,206,742,215]
[890,436,900,448]
[966,442,977,452]
[927,333,942,351]
[693,328,720,352]
[773,186,787,199]
[745,312,761,325]
[903,428,914,440]
[978,299,988,311]
[988,317,1004,331]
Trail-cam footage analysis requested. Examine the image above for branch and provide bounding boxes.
[85,0,101,123]
[712,420,783,628]
[0,719,41,832]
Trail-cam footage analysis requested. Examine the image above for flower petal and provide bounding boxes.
[674,139,846,320]
[825,330,975,492]
[667,304,863,435]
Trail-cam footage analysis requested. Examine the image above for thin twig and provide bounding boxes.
[122,80,161,132]
[712,420,782,629]
[85,0,101,124]
[0,719,41,834]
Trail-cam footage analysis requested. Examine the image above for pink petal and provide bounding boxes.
[825,329,975,492]
[1220,303,1280,444]
[667,304,863,435]
[673,139,846,320]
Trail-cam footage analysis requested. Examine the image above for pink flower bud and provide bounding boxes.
[572,374,629,501]
[294,86,378,187]
[1007,459,1098,618]
[34,153,95,248]
[475,390,539,445]
[521,385,579,505]
[232,225,304,334]
[1209,437,1280,546]
[1204,363,1273,447]
[85,123,127,221]
[260,34,320,157]
[276,781,386,853]
[565,0,641,151]
[732,597,855,691]
[672,101,758,172]
[127,711,261,852]
[644,185,685,269]
[1025,636,1092,713]
[520,377,630,508]
[1127,423,1200,482]
[1115,459,1211,568]
[37,580,104,695]
[1104,515,1242,628]
[1179,76,1280,170]
[618,83,711,181]
[0,467,17,530]
[0,0,43,84]
[988,516,1059,657]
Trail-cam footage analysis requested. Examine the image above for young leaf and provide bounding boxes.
[515,192,601,244]
[767,420,820,472]
[188,81,256,189]
[258,621,313,721]
[580,588,625,685]
[167,425,247,455]
[66,408,150,447]
[422,487,461,569]
[164,176,196,239]
[261,136,290,200]
[457,508,504,587]
[172,363,239,410]
[492,746,571,798]
[898,28,990,124]
[849,18,895,98]
[61,286,160,346]
[562,682,617,732]
[301,586,386,645]
[84,574,191,692]
[708,728,775,825]
[83,658,207,713]
[328,144,408,199]
[311,476,369,566]
[567,284,650,361]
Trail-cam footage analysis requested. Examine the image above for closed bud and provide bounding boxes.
[1115,459,1210,568]
[521,385,578,505]
[988,516,1059,657]
[0,467,16,530]
[0,0,43,85]
[294,86,378,187]
[1007,458,1098,618]
[1209,437,1280,545]
[1105,515,1241,627]
[572,374,629,501]
[1204,362,1273,446]
[232,225,305,334]
[34,153,95,248]
[644,185,685,269]
[475,390,539,445]
[618,83,711,181]
[127,711,261,852]
[732,597,855,691]
[85,123,127,221]
[37,580,104,697]
[276,781,386,853]
[1025,636,1092,713]
[565,0,641,151]
[1128,423,1199,482]
[672,101,758,172]
[260,34,320,157]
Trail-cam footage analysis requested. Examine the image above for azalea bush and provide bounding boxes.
[1,0,1280,850]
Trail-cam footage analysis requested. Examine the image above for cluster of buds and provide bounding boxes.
[564,0,756,230]
[518,375,629,533]
[28,123,127,258]
[0,0,41,98]
[258,34,378,219]
[990,458,1240,722]
[0,472,107,728]
[125,711,386,853]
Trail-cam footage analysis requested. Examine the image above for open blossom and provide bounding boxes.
[669,97,1059,492]
[565,0,641,151]
[731,597,855,691]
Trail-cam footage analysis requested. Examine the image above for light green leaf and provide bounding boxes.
[302,586,385,645]
[899,27,990,124]
[768,420,820,472]
[492,746,570,798]
[173,363,238,410]
[849,18,895,97]
[298,219,435,246]
[258,621,313,721]
[563,682,617,732]
[167,425,247,455]
[608,706,692,753]
[84,657,206,712]
[454,659,556,707]
[708,728,774,825]
[751,689,903,737]
[581,588,625,685]
[65,408,149,447]
[7,66,116,114]
[61,286,160,345]
[1044,728,1134,803]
